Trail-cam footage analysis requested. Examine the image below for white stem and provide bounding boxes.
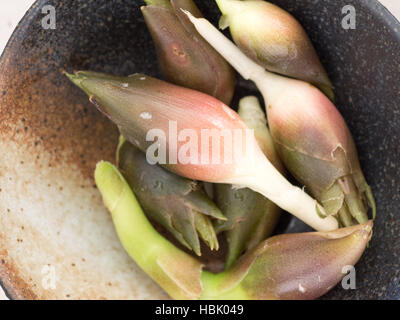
[227,147,338,231]
[184,10,286,104]
[185,11,339,232]
[184,10,264,81]
[238,96,284,173]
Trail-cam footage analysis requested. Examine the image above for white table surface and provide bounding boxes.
[0,0,399,300]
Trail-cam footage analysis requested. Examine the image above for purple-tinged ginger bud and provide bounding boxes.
[266,80,376,226]
[66,70,338,231]
[117,137,225,255]
[202,221,373,299]
[66,71,246,183]
[214,96,284,269]
[142,0,235,105]
[184,12,376,227]
[215,0,334,100]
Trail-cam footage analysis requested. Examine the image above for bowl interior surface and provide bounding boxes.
[0,0,399,299]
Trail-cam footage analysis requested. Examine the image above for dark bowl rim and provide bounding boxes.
[364,0,400,41]
[1,0,400,62]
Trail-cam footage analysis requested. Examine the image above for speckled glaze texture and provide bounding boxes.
[0,0,398,299]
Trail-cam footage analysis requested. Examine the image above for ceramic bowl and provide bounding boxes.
[0,0,399,299]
